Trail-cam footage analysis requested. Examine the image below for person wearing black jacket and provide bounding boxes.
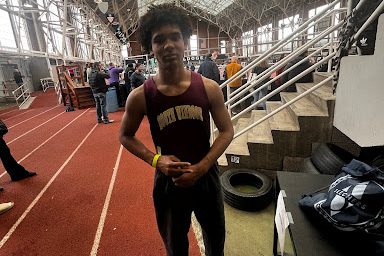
[130,63,146,90]
[88,62,113,124]
[281,51,314,92]
[197,53,220,84]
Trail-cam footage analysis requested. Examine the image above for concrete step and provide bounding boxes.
[266,102,300,132]
[296,82,335,115]
[226,117,251,156]
[247,110,273,144]
[280,92,328,127]
[313,72,333,87]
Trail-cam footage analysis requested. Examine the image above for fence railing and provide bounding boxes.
[40,77,55,92]
[12,80,31,108]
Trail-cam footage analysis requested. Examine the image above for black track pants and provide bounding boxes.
[153,165,225,256]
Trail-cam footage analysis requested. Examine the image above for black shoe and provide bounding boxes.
[11,171,37,182]
[97,119,103,123]
[0,187,3,192]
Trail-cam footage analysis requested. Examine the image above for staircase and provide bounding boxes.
[218,72,335,172]
[70,86,95,109]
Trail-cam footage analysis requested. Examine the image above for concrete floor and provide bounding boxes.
[224,202,275,256]
[224,201,294,256]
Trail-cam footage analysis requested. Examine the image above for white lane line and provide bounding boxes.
[90,145,123,256]
[0,109,90,179]
[7,111,65,145]
[0,109,18,117]
[3,110,33,121]
[0,123,98,249]
[8,105,59,129]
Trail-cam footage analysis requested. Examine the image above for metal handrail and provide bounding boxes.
[221,0,340,88]
[226,22,342,109]
[231,52,336,123]
[230,42,332,109]
[353,0,384,41]
[12,80,31,108]
[233,76,333,139]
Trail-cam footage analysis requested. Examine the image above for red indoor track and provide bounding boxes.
[0,89,200,256]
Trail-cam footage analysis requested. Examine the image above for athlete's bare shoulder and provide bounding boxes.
[125,83,147,115]
[200,76,224,104]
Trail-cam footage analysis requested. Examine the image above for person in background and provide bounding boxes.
[190,64,195,72]
[120,4,233,255]
[13,68,23,86]
[281,51,313,92]
[251,59,270,110]
[225,56,243,115]
[130,63,146,90]
[86,63,92,83]
[123,63,135,103]
[198,52,220,84]
[108,63,124,107]
[88,62,113,124]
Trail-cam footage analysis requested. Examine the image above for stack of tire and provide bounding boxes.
[220,169,274,211]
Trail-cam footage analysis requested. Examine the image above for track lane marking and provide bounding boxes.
[8,105,59,129]
[0,109,18,117]
[7,111,65,145]
[0,123,98,249]
[0,109,89,179]
[90,145,123,256]
[3,110,33,121]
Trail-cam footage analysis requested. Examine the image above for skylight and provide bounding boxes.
[137,0,234,17]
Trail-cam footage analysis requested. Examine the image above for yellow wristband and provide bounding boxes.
[151,154,161,168]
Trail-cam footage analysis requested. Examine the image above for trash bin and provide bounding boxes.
[106,87,118,113]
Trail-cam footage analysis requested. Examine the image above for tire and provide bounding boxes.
[311,143,354,175]
[301,158,320,174]
[220,169,274,211]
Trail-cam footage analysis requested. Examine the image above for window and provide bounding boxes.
[307,3,340,46]
[278,15,300,51]
[0,9,17,50]
[242,30,254,57]
[220,40,226,54]
[189,35,197,56]
[257,24,272,53]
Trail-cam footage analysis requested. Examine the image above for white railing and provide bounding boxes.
[211,1,344,139]
[12,81,31,108]
[40,77,55,92]
[212,0,383,143]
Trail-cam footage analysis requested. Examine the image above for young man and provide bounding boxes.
[130,63,146,90]
[119,4,234,256]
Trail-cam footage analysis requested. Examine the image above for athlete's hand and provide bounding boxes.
[172,164,208,188]
[156,155,191,178]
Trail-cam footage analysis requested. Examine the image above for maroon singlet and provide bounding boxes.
[144,72,211,165]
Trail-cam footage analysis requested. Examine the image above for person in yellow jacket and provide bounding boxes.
[225,56,243,114]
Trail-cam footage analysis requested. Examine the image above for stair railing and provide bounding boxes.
[226,11,345,110]
[230,42,332,113]
[213,1,383,143]
[221,0,340,90]
[235,75,333,139]
[12,79,31,108]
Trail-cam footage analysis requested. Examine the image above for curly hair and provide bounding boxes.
[138,4,193,53]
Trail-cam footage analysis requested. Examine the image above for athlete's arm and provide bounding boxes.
[119,86,191,177]
[198,78,234,171]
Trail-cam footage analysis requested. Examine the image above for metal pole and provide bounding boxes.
[62,0,68,64]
